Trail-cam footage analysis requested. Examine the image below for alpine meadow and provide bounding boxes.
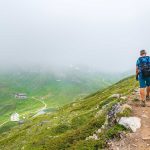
[1,0,150,150]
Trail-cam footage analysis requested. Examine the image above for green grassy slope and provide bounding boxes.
[0,76,138,150]
[0,70,120,123]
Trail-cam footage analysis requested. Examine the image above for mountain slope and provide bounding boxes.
[0,76,137,150]
[0,70,120,124]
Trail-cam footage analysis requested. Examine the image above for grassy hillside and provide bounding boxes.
[0,69,120,124]
[0,76,138,150]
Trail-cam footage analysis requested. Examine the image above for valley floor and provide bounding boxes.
[110,89,150,150]
[0,97,47,128]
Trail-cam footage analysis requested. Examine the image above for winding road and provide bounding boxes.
[31,97,47,111]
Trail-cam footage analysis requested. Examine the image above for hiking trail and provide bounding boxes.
[110,89,150,150]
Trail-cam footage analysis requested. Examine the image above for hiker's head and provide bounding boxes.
[140,50,147,56]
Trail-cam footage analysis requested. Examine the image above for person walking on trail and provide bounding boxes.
[136,50,150,107]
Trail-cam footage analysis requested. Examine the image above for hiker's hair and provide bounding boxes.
[140,50,146,56]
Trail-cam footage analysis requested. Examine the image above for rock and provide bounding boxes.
[142,137,150,140]
[86,134,99,140]
[119,117,141,132]
[120,104,132,113]
[132,144,137,147]
[96,129,102,134]
[18,120,25,125]
[96,105,99,109]
[134,89,139,92]
[141,114,149,118]
[119,132,126,139]
[108,103,121,125]
[120,96,127,100]
[108,104,121,118]
[110,94,121,99]
[101,125,105,129]
[93,134,98,140]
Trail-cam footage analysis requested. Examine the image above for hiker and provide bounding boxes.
[136,50,150,107]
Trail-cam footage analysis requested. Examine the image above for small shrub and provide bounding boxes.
[71,139,106,150]
[71,113,93,129]
[117,108,132,118]
[51,124,70,135]
[105,124,126,139]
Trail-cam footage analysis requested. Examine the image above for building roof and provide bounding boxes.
[15,93,27,96]
[11,112,19,116]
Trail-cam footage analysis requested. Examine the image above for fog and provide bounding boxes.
[0,0,150,72]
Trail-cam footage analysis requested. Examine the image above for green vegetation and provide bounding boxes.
[0,76,138,150]
[72,124,126,150]
[117,107,132,118]
[105,124,126,139]
[0,122,18,134]
[0,70,120,123]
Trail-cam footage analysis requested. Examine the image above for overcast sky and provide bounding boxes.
[0,0,150,72]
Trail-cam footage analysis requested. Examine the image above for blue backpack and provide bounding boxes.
[139,56,150,77]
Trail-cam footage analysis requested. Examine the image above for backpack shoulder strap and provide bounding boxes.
[138,57,143,64]
[145,56,150,63]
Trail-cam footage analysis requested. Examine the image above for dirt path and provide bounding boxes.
[31,97,47,111]
[110,89,150,150]
[31,97,48,117]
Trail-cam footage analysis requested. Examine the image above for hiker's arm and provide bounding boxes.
[136,59,139,81]
[136,66,139,80]
[136,66,139,75]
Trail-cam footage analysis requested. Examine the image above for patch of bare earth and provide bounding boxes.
[109,89,150,150]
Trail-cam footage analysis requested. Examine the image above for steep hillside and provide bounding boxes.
[0,76,138,150]
[0,70,120,124]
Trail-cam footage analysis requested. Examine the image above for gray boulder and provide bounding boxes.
[109,94,121,99]
[119,117,141,132]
